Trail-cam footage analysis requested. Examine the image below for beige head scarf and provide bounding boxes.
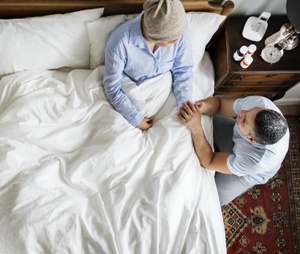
[143,0,187,43]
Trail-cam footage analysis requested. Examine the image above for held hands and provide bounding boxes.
[178,101,203,134]
[137,100,204,131]
[137,117,153,131]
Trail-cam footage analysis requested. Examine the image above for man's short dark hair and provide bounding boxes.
[251,109,288,145]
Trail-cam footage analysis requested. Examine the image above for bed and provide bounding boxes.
[0,1,234,253]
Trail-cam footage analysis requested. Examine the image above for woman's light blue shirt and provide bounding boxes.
[103,14,193,126]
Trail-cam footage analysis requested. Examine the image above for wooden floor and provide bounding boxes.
[277,104,300,116]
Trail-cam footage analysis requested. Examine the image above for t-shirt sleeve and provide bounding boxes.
[227,153,263,177]
[233,96,276,115]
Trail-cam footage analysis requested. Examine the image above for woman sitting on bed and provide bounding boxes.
[103,0,194,130]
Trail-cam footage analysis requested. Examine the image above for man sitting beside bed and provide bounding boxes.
[103,0,193,131]
[178,96,289,207]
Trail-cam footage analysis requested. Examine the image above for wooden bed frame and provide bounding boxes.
[0,0,234,19]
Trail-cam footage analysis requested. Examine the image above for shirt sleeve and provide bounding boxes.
[103,44,144,127]
[171,31,194,106]
[233,96,273,115]
[227,153,263,177]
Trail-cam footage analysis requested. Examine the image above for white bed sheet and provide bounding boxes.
[0,52,226,254]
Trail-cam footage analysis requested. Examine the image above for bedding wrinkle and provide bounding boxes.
[0,50,226,253]
[143,121,202,253]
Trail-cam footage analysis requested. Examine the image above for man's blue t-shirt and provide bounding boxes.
[227,96,290,185]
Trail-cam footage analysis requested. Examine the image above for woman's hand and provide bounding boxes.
[178,101,203,134]
[137,117,153,131]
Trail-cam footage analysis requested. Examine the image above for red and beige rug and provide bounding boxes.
[222,117,300,254]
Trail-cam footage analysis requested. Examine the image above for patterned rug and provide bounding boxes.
[222,117,300,254]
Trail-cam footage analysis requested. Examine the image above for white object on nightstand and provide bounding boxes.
[242,12,271,42]
[261,44,284,63]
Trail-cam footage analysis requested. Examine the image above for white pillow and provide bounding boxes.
[87,12,225,69]
[87,14,127,69]
[0,8,104,76]
[187,12,225,71]
[193,52,215,101]
[87,14,138,69]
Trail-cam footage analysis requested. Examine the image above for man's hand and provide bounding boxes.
[178,101,203,134]
[178,101,232,173]
[137,117,153,131]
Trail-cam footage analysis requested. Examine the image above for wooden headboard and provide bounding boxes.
[0,0,234,19]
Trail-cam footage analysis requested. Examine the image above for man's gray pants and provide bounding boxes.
[213,115,253,207]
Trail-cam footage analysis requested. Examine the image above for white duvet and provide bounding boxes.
[0,53,226,254]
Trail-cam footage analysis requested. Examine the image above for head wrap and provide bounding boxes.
[143,0,187,43]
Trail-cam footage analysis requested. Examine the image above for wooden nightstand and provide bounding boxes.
[208,15,300,100]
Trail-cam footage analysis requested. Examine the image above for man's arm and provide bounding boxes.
[191,128,232,174]
[178,101,232,174]
[195,97,237,117]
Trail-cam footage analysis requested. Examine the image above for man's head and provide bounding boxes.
[143,0,187,44]
[236,108,288,145]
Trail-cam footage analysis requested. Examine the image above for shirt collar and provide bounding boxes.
[128,13,148,49]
